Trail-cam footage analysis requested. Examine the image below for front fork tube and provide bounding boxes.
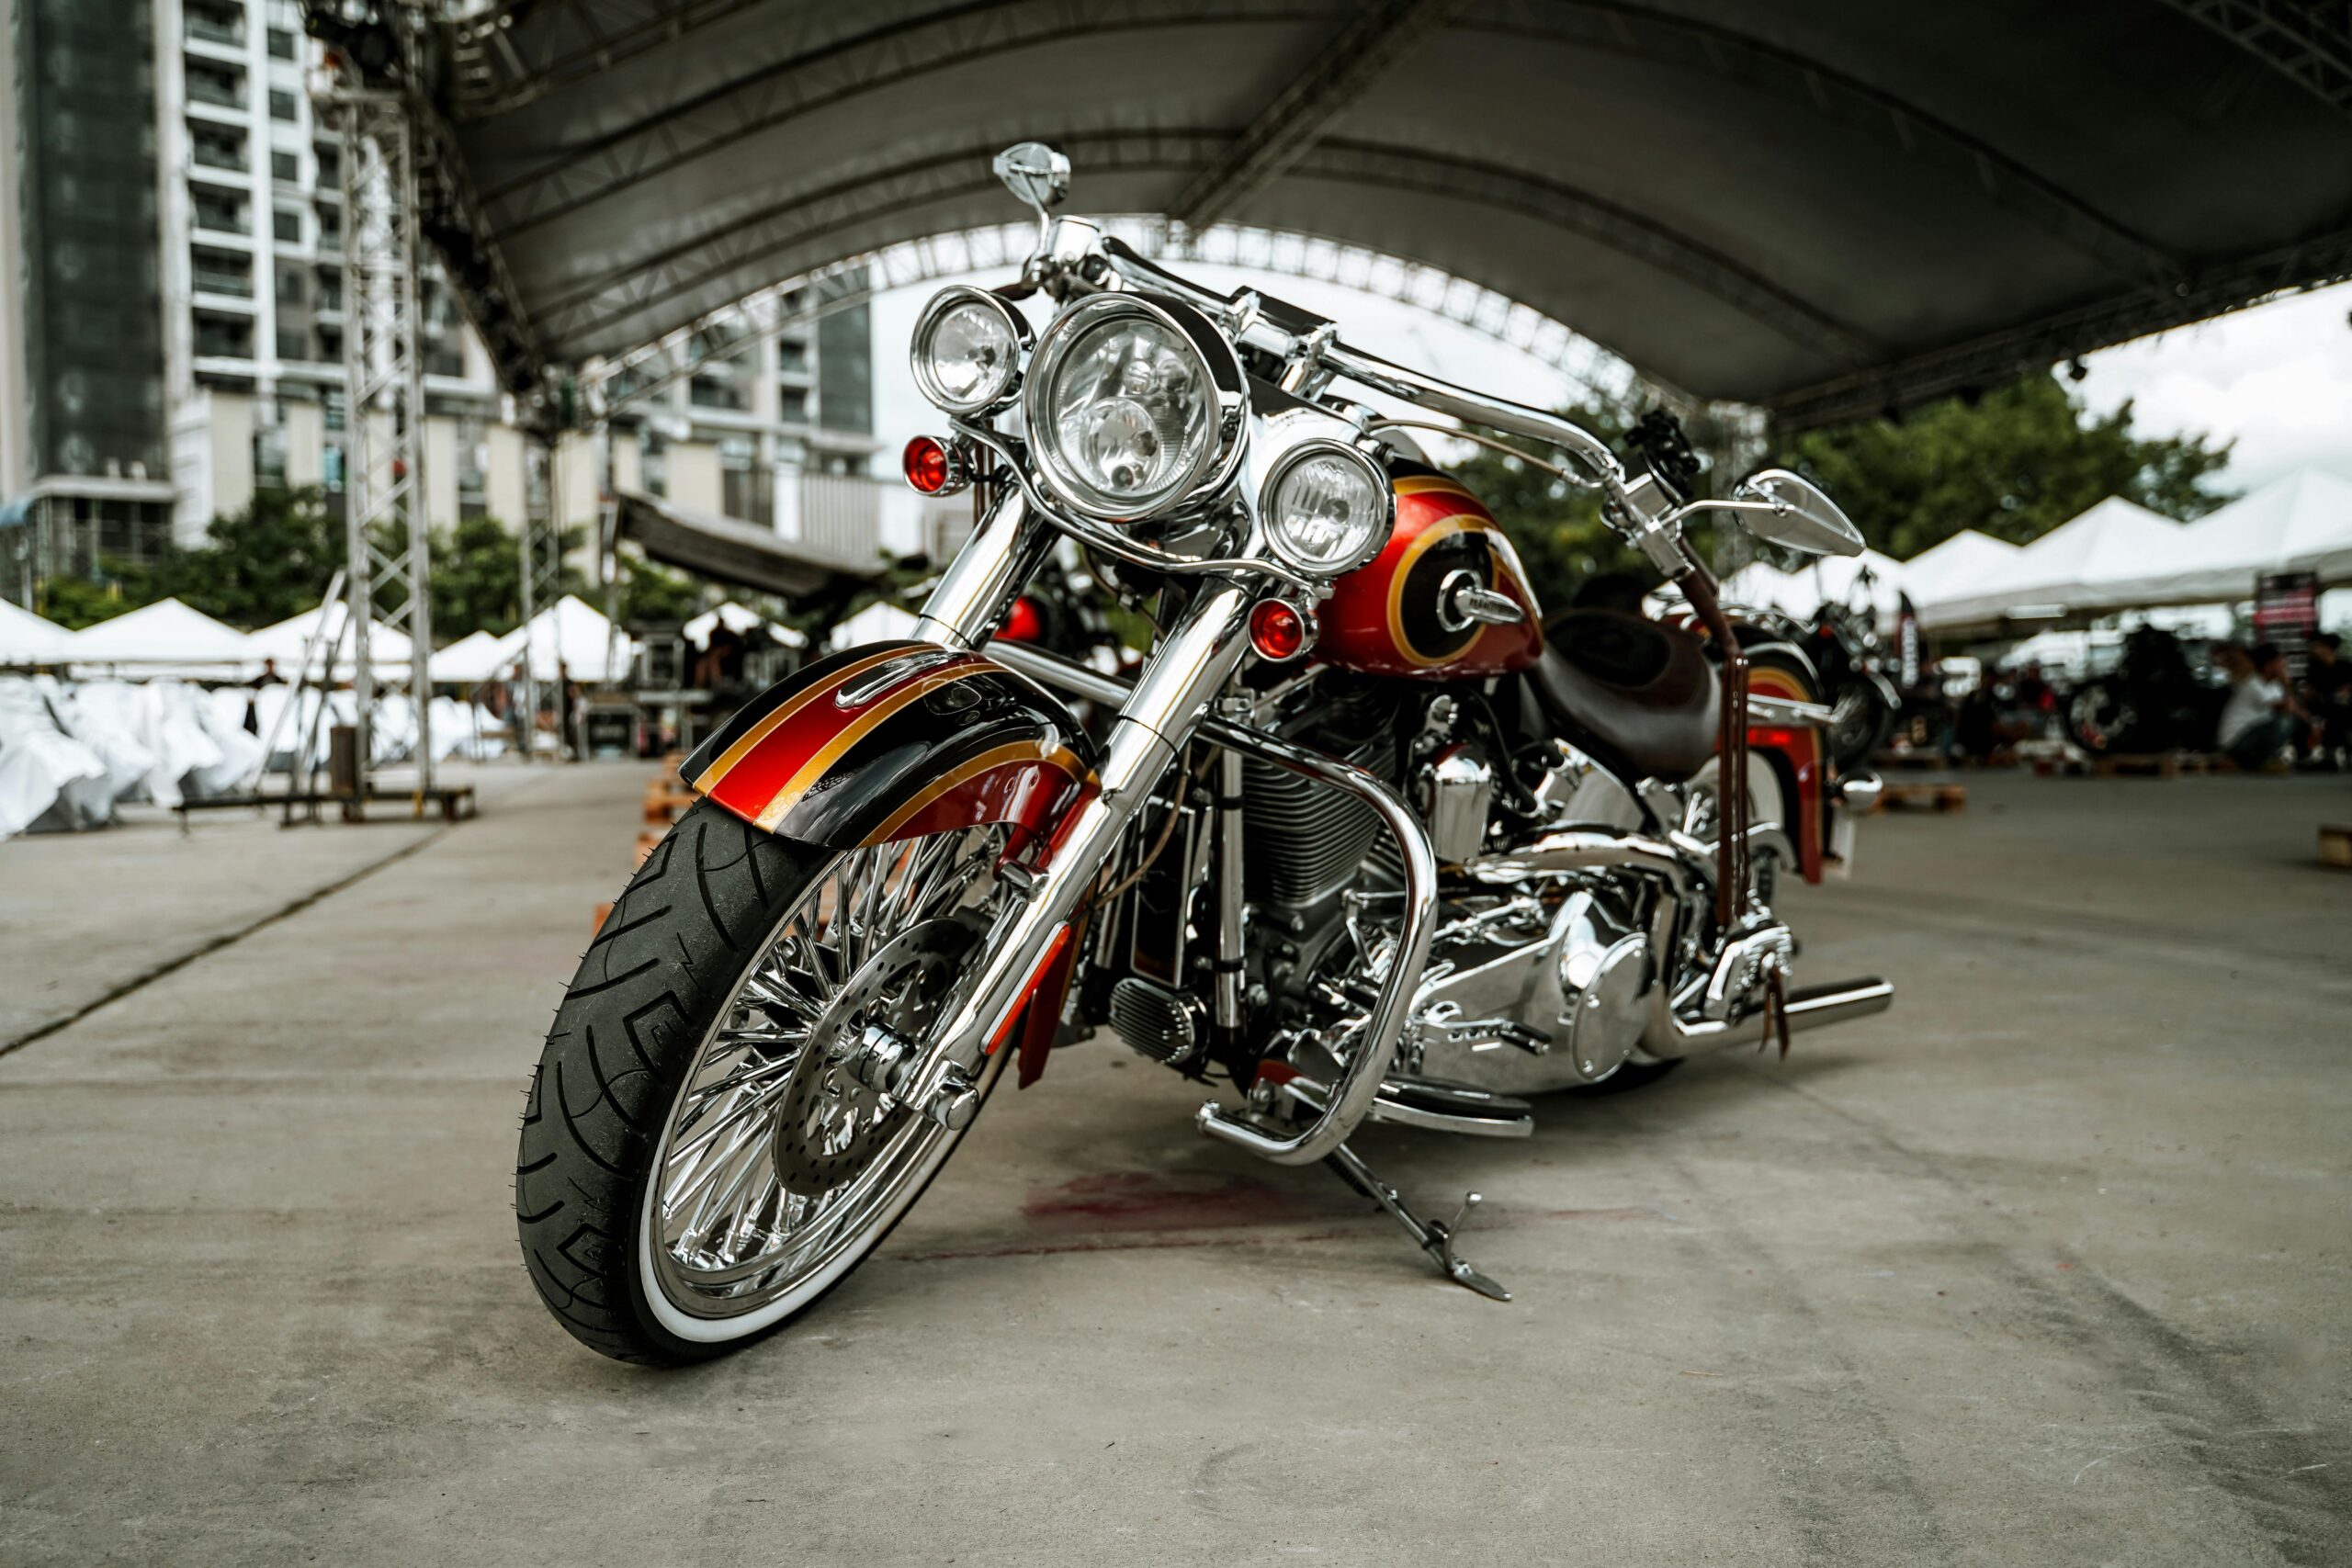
[889,579,1256,1120]
[913,488,1053,651]
[1212,730,1247,1040]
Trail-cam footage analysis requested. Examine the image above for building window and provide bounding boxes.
[273,207,302,244]
[192,189,246,235]
[187,62,244,110]
[276,328,311,362]
[190,126,247,173]
[271,150,300,183]
[268,89,299,122]
[267,27,297,60]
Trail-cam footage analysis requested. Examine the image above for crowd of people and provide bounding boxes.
[2220,632,2347,771]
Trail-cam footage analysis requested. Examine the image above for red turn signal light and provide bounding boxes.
[1249,598,1312,662]
[902,434,967,496]
[996,594,1045,643]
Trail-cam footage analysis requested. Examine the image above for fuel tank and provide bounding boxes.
[1317,471,1544,678]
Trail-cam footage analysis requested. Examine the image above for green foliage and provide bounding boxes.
[1444,397,1650,613]
[425,514,591,639]
[618,553,703,626]
[1775,376,2234,559]
[110,486,347,628]
[35,572,134,629]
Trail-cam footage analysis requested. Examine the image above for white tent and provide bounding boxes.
[0,599,75,665]
[1917,497,2179,630]
[683,601,808,651]
[1719,548,1910,627]
[2079,468,2352,610]
[243,603,415,676]
[498,594,638,682]
[427,628,512,685]
[66,598,254,671]
[826,600,921,649]
[1901,529,2022,604]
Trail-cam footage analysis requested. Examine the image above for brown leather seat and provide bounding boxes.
[1532,609,1720,783]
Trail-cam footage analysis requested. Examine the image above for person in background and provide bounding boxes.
[2301,633,2348,768]
[2215,641,2308,771]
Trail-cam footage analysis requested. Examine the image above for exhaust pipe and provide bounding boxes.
[1642,976,1894,1060]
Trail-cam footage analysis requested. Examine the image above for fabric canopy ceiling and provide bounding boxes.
[339,0,2352,428]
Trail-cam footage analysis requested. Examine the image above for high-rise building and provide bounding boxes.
[2,0,880,606]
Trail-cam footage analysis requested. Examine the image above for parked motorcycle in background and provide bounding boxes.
[516,144,1894,1363]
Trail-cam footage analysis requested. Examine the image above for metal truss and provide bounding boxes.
[448,0,771,118]
[515,442,569,761]
[1171,0,1464,230]
[2155,0,2352,114]
[331,86,435,807]
[1766,220,2352,433]
[582,217,1662,425]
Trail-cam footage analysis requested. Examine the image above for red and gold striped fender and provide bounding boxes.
[1743,661,1826,885]
[681,640,1097,855]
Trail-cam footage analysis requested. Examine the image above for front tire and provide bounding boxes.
[515,801,1009,1363]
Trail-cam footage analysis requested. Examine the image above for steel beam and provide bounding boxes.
[1170,0,1464,231]
[1767,220,2352,431]
[331,87,435,809]
[448,0,772,118]
[2155,0,2352,114]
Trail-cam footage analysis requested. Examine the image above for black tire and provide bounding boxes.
[514,800,994,1364]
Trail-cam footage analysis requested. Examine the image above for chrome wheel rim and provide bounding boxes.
[644,826,1011,1323]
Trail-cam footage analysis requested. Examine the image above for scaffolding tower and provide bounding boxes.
[331,85,435,810]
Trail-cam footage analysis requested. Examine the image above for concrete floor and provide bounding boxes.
[1,762,2346,1565]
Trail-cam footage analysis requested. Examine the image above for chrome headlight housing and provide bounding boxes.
[1259,436,1392,576]
[1021,293,1245,524]
[910,286,1030,415]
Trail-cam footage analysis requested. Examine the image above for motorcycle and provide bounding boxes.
[516,144,1894,1362]
[2064,624,2228,757]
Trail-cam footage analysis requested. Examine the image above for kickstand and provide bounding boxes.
[1323,1141,1511,1302]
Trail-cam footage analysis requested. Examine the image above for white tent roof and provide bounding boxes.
[683,600,808,651]
[1918,497,2179,630]
[826,601,921,650]
[1719,548,1908,626]
[67,598,254,667]
[244,603,416,673]
[0,599,74,664]
[499,594,638,683]
[427,628,511,685]
[2082,468,2352,609]
[1901,529,2022,602]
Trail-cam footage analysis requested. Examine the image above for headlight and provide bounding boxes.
[1260,439,1391,575]
[1023,294,1242,523]
[910,286,1028,414]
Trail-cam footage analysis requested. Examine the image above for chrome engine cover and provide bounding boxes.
[1406,875,1653,1093]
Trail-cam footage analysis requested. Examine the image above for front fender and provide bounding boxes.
[682,639,1097,853]
[1744,660,1826,885]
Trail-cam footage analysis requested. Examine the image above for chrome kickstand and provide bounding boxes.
[1323,1141,1511,1302]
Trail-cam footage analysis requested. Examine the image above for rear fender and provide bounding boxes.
[1744,662,1825,884]
[682,639,1098,854]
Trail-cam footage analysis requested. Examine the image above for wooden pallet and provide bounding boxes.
[1872,750,1948,771]
[1873,782,1967,814]
[644,783,696,824]
[2090,750,2230,778]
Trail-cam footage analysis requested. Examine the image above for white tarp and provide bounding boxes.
[497,595,638,682]
[0,676,112,837]
[0,599,75,666]
[243,603,416,677]
[2077,468,2352,610]
[67,598,254,672]
[1917,497,2180,630]
[44,679,262,807]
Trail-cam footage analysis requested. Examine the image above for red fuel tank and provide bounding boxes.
[1317,473,1544,678]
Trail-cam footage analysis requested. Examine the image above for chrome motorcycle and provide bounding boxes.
[517,145,1893,1362]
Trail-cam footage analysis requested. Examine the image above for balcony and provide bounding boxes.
[191,199,250,239]
[189,134,247,176]
[184,7,244,47]
[185,66,245,111]
[191,265,255,302]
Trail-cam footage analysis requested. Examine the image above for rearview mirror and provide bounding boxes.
[993,142,1069,218]
[1731,468,1864,557]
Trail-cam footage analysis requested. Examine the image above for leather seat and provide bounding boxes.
[1531,609,1720,783]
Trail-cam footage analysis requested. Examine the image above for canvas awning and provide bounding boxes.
[1917,498,2181,631]
[614,491,887,602]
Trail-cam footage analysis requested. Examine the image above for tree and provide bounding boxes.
[109,486,347,628]
[1775,376,2233,560]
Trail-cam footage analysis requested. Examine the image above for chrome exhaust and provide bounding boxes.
[1642,976,1894,1060]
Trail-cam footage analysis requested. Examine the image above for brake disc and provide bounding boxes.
[772,917,978,1198]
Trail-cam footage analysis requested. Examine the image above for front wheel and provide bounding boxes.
[515,801,1014,1363]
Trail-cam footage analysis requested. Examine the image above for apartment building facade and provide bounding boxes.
[3,0,880,605]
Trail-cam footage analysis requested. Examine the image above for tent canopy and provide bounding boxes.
[2086,468,2352,608]
[244,603,417,672]
[499,594,639,683]
[427,628,510,685]
[682,601,808,651]
[331,0,2352,429]
[67,599,254,668]
[1900,529,2023,604]
[614,491,887,601]
[1918,498,2180,631]
[0,599,74,665]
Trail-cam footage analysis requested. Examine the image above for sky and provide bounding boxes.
[873,268,2352,498]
